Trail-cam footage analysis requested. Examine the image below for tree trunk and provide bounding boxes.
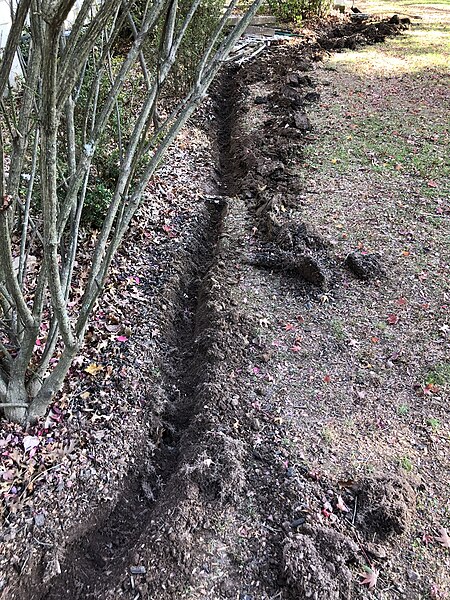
[3,379,28,423]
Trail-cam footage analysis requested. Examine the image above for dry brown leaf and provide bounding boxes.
[84,363,104,375]
[435,526,450,549]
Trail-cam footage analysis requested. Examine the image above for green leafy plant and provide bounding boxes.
[267,0,333,21]
[426,417,441,432]
[82,183,114,230]
[426,363,450,386]
[397,404,409,416]
[399,456,413,472]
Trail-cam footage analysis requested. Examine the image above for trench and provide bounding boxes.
[40,197,227,600]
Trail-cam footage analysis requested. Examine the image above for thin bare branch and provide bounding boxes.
[0,0,32,97]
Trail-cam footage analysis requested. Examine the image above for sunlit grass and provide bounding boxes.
[306,1,450,201]
[329,24,450,74]
[360,0,450,13]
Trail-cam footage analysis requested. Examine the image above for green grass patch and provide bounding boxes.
[426,417,441,431]
[399,456,414,472]
[425,362,450,386]
[397,404,410,416]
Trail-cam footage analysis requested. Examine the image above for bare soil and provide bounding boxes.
[1,9,449,600]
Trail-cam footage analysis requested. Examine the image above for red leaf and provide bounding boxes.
[387,314,399,325]
[360,566,379,589]
[427,180,438,188]
[162,224,176,238]
[424,383,439,395]
[324,374,331,383]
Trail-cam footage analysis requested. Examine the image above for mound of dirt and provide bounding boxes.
[181,429,246,502]
[282,525,359,599]
[355,475,416,539]
[251,247,329,287]
[345,251,384,280]
[318,20,403,50]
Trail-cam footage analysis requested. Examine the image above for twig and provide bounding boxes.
[33,537,54,548]
[352,494,358,525]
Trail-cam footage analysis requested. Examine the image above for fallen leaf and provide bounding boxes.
[336,495,349,512]
[162,224,176,237]
[23,435,40,454]
[431,583,447,599]
[435,526,450,549]
[324,374,331,383]
[422,532,433,545]
[85,363,104,375]
[427,180,438,188]
[387,314,399,325]
[360,566,379,589]
[424,383,439,395]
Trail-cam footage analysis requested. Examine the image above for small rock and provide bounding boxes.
[291,517,306,529]
[130,566,146,575]
[407,569,419,582]
[365,541,387,559]
[34,513,45,527]
[286,467,295,478]
[254,96,268,105]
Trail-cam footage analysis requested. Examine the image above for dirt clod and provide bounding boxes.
[345,251,384,280]
[251,248,328,287]
[355,475,416,539]
[304,92,321,103]
[294,111,313,131]
[282,526,358,599]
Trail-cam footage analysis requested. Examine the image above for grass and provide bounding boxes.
[397,404,410,416]
[327,115,449,180]
[292,1,449,594]
[425,362,450,386]
[321,426,334,444]
[426,417,441,431]
[399,456,414,472]
[302,5,450,204]
[331,318,345,340]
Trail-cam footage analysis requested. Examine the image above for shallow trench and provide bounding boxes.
[38,198,228,600]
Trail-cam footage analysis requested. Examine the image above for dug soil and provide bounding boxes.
[1,10,449,600]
